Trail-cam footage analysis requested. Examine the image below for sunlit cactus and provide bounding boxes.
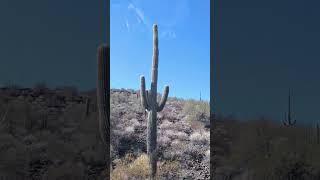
[140,24,169,179]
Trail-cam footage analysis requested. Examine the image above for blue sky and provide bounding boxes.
[214,0,320,123]
[0,0,106,90]
[110,0,210,101]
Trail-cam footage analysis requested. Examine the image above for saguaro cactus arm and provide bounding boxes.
[140,75,149,110]
[97,44,110,146]
[157,85,169,112]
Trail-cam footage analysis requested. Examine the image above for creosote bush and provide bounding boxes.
[182,99,209,124]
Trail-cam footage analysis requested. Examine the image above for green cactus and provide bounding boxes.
[97,44,110,175]
[140,24,169,179]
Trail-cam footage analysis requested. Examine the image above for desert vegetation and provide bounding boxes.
[0,85,210,180]
[212,115,320,180]
[0,85,108,180]
[110,89,210,179]
[108,24,210,179]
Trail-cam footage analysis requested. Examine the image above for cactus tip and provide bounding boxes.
[153,24,158,30]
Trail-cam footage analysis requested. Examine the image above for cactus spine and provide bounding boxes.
[283,89,296,127]
[97,44,110,175]
[140,24,169,179]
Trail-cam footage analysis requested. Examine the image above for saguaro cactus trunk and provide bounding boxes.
[97,44,110,175]
[140,24,169,179]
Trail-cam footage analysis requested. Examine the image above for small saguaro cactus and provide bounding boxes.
[140,24,169,179]
[96,44,110,174]
[283,89,296,127]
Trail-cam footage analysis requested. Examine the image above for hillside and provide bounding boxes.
[212,116,320,180]
[0,86,210,179]
[110,89,210,179]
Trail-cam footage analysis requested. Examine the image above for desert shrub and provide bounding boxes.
[159,120,173,130]
[158,136,171,148]
[158,160,181,178]
[182,100,209,123]
[111,153,181,180]
[214,116,320,180]
[190,130,210,145]
[111,153,149,180]
[111,92,128,104]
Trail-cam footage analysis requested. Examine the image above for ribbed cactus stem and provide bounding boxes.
[139,24,169,179]
[97,44,110,175]
[157,86,169,112]
[140,76,149,110]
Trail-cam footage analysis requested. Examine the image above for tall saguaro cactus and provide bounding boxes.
[283,90,296,126]
[140,24,169,179]
[97,44,110,175]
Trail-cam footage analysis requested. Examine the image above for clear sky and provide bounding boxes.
[110,0,210,101]
[214,0,320,124]
[0,0,107,90]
